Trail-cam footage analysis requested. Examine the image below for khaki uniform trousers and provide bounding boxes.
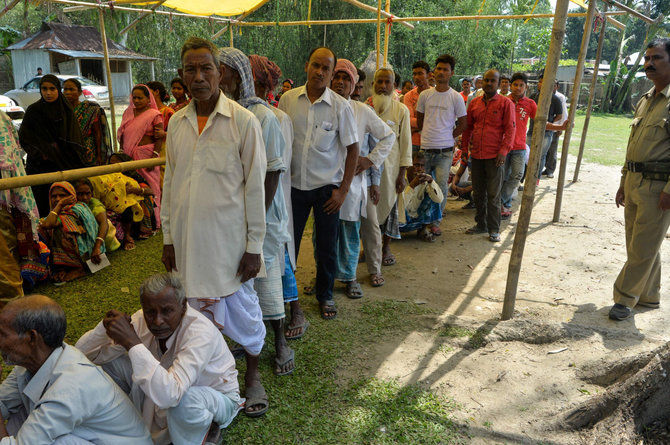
[360,193,382,276]
[0,208,23,302]
[613,172,670,308]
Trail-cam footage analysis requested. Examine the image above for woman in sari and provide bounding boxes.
[90,153,156,250]
[169,77,190,113]
[0,111,46,300]
[117,84,163,225]
[62,78,112,166]
[19,74,86,216]
[74,178,120,254]
[38,181,100,284]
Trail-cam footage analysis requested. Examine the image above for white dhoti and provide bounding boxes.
[189,281,266,356]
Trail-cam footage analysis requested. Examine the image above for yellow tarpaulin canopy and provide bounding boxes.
[130,0,268,17]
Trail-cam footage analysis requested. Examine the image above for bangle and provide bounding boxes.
[153,151,159,157]
[49,210,58,216]
[96,237,104,242]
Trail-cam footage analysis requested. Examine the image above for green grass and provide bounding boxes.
[568,111,632,167]
[15,233,465,444]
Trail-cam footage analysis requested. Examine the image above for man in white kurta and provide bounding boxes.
[365,68,413,267]
[76,274,241,445]
[331,59,394,297]
[161,37,268,417]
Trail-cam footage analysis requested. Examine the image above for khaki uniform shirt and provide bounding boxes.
[621,83,670,195]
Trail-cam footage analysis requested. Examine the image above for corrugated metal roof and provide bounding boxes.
[7,22,156,61]
[48,48,156,61]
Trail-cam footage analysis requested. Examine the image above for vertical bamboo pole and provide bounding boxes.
[376,0,382,70]
[501,0,571,320]
[98,6,117,152]
[230,24,234,47]
[552,0,597,222]
[383,0,390,67]
[573,7,608,182]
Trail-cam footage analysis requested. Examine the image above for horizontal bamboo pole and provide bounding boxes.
[0,158,165,191]
[601,0,656,24]
[340,0,413,29]
[57,0,232,22]
[236,10,627,26]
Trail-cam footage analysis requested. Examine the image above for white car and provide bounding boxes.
[4,75,110,109]
[0,94,25,131]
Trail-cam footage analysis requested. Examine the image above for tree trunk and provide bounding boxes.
[556,342,670,444]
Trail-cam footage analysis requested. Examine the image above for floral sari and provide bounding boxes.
[74,101,112,166]
[117,85,163,226]
[38,182,100,282]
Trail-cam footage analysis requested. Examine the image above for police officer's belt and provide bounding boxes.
[626,161,670,174]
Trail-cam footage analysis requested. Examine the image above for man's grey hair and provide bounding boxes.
[180,36,220,66]
[374,67,395,81]
[13,302,66,349]
[140,273,187,304]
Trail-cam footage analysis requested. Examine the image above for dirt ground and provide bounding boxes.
[294,154,670,444]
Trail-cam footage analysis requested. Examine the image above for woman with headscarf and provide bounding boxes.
[38,181,100,284]
[19,74,86,217]
[117,84,163,225]
[169,77,190,113]
[62,78,112,167]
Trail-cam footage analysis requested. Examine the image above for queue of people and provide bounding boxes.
[0,35,669,444]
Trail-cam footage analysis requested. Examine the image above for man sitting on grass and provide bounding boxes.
[76,273,242,445]
[399,151,444,242]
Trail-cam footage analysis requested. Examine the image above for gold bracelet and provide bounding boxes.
[49,210,58,216]
[96,237,104,242]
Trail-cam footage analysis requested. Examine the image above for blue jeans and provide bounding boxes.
[537,132,554,179]
[501,150,525,208]
[422,149,453,219]
[292,185,340,303]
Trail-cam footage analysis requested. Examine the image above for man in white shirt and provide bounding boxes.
[160,37,268,418]
[278,47,359,321]
[0,295,152,445]
[542,79,569,178]
[416,53,467,234]
[366,68,413,267]
[331,58,394,297]
[76,273,241,445]
[219,47,295,377]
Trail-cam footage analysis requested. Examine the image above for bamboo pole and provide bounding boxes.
[233,10,627,26]
[501,0,570,321]
[0,158,165,191]
[230,24,234,47]
[601,0,655,24]
[552,0,598,223]
[573,8,608,183]
[383,0,390,67]
[0,0,22,20]
[376,0,381,70]
[339,0,413,29]
[98,7,118,153]
[211,0,273,40]
[119,0,168,34]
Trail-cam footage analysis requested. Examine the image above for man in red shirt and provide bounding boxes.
[461,69,516,242]
[501,72,537,218]
[402,60,431,152]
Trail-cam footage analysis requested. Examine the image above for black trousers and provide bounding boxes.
[471,158,503,234]
[292,185,340,303]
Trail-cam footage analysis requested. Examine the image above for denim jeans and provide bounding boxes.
[292,185,340,303]
[501,150,525,208]
[544,131,561,174]
[537,132,555,179]
[422,149,453,219]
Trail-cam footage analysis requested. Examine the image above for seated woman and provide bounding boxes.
[88,153,156,250]
[62,78,112,166]
[73,178,120,255]
[169,77,190,113]
[38,182,100,283]
[117,84,163,225]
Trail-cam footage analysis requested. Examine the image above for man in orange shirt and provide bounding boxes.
[402,60,431,152]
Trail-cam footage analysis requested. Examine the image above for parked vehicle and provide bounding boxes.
[0,94,25,131]
[4,75,110,109]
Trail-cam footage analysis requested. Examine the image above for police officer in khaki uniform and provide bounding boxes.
[610,37,670,321]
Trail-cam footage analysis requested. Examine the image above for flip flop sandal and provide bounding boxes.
[370,274,385,287]
[244,385,269,418]
[382,254,396,266]
[319,300,338,320]
[303,277,316,295]
[430,226,442,236]
[285,320,310,340]
[418,228,435,243]
[274,348,295,376]
[345,281,364,299]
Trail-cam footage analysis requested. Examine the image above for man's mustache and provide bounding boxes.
[645,67,656,72]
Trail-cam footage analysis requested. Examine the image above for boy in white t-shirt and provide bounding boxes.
[416,53,467,234]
